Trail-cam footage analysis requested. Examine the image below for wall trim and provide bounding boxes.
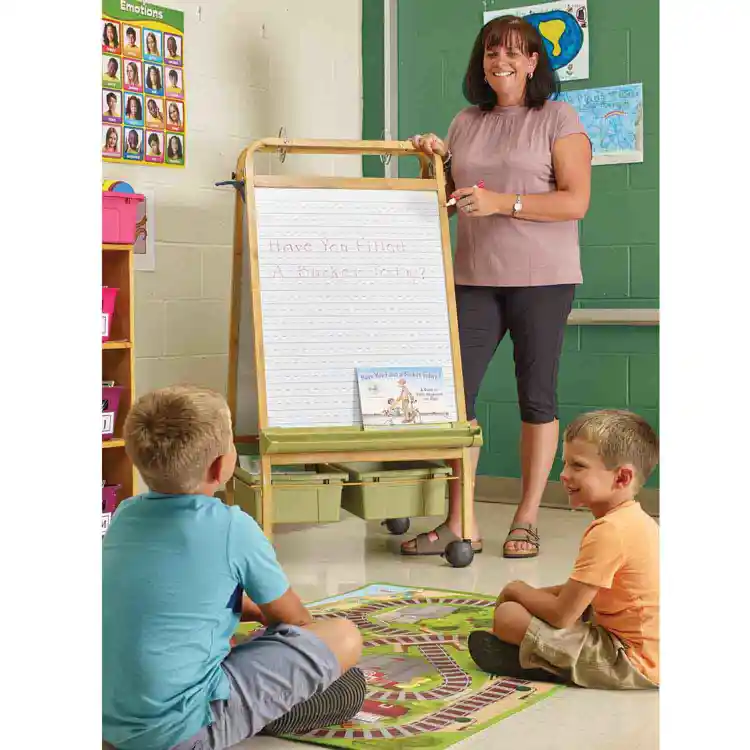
[475,476,659,518]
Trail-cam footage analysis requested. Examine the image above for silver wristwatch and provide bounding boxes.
[512,194,523,218]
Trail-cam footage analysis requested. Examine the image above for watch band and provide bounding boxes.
[511,193,523,218]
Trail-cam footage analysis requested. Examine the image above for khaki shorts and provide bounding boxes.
[520,616,658,690]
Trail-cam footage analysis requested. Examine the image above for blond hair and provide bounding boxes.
[124,385,233,494]
[564,409,659,488]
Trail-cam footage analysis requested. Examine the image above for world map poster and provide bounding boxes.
[102,0,186,167]
[484,1,589,82]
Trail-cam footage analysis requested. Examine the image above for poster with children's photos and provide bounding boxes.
[102,0,185,167]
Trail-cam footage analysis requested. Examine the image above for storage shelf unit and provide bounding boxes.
[103,242,136,501]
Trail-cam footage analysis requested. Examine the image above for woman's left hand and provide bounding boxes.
[451,186,498,218]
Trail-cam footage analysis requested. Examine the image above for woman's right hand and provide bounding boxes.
[410,133,448,158]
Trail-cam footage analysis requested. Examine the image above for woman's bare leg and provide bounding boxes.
[504,420,559,554]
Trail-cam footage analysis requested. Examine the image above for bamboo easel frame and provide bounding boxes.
[224,138,480,552]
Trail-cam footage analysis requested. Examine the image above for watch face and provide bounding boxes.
[514,200,522,211]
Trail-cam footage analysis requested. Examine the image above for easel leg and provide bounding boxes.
[459,447,475,542]
[261,454,274,540]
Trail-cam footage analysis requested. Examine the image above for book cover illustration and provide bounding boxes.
[356,367,450,428]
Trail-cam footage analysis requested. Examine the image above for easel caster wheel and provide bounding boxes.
[444,540,474,568]
[383,517,411,535]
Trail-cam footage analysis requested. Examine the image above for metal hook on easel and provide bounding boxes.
[277,126,289,163]
[214,171,246,202]
[379,130,392,166]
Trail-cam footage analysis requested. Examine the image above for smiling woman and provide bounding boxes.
[405,15,592,561]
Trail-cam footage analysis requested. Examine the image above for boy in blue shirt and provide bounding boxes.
[103,386,366,750]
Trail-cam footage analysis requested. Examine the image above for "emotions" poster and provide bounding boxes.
[102,1,185,167]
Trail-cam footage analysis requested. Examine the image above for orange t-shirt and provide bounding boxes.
[571,500,659,684]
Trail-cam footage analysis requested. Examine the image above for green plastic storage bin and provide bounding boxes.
[233,456,347,524]
[329,461,451,520]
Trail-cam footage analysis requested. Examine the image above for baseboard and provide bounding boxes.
[475,476,659,518]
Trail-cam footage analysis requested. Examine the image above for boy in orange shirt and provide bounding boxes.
[469,410,659,689]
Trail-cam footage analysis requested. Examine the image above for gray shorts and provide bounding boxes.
[170,623,341,750]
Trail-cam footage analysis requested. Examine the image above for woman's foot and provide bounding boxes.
[502,522,540,559]
[400,520,482,556]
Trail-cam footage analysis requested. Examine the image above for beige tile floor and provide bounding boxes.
[235,503,659,750]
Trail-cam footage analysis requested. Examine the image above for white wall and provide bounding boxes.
[103,0,363,398]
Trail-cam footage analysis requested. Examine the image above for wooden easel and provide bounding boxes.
[222,139,482,567]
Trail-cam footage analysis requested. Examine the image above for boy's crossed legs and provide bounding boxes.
[171,618,366,750]
[469,601,656,690]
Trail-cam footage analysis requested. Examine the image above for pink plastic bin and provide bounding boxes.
[102,192,144,244]
[102,385,124,440]
[102,484,121,536]
[102,287,119,342]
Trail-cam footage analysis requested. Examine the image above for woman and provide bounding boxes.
[147,133,162,157]
[403,15,591,559]
[103,127,119,154]
[166,35,180,60]
[126,62,141,90]
[125,96,143,124]
[167,135,183,161]
[167,102,181,129]
[103,22,119,52]
[145,32,160,57]
[146,66,163,94]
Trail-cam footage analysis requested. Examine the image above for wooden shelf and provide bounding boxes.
[103,341,132,350]
[103,240,136,506]
[103,439,126,449]
[102,243,134,251]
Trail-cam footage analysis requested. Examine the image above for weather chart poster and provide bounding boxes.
[102,1,186,168]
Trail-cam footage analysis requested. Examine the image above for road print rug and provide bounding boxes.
[233,583,564,749]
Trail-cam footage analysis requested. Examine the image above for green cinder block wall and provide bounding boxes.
[361,0,659,487]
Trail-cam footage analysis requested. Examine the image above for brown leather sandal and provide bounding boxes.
[502,523,540,559]
[400,522,483,556]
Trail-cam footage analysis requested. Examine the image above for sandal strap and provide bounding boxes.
[413,524,459,553]
[505,524,540,545]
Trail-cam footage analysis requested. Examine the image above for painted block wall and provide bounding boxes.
[362,0,659,485]
[104,0,363,401]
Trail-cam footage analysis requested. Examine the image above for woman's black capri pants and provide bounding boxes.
[456,284,575,424]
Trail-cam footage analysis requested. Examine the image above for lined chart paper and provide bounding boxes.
[241,187,458,429]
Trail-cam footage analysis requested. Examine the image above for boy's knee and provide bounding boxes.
[335,618,363,661]
[493,602,531,644]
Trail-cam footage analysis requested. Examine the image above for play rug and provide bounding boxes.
[234,583,563,749]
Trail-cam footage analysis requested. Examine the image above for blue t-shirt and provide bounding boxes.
[102,493,290,750]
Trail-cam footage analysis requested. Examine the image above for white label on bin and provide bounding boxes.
[102,512,112,535]
[102,412,115,434]
[102,313,110,337]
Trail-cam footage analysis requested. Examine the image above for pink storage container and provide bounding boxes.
[102,484,121,536]
[102,192,144,244]
[102,385,124,440]
[102,287,119,342]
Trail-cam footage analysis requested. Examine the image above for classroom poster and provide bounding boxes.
[102,1,186,167]
[558,83,643,165]
[484,1,589,82]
